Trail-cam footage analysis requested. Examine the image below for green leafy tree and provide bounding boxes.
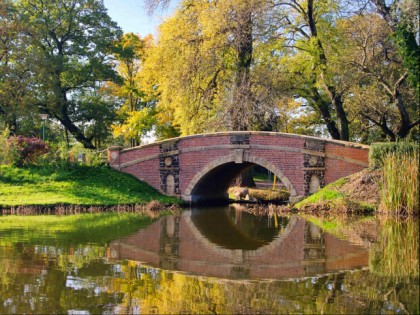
[10,0,122,149]
[103,33,157,147]
[0,0,37,135]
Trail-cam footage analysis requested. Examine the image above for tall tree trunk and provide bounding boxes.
[307,0,350,141]
[230,6,253,131]
[323,84,349,140]
[310,87,341,140]
[57,112,95,149]
[235,167,256,188]
[232,6,256,187]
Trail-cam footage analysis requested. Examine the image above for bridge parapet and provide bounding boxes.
[108,132,369,204]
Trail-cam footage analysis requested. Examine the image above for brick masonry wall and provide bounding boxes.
[178,135,231,194]
[121,145,161,191]
[110,132,369,199]
[250,135,306,196]
[324,142,369,184]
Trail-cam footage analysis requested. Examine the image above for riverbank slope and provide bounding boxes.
[0,164,182,210]
[294,168,381,214]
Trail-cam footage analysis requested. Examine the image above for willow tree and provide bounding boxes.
[12,0,122,148]
[142,0,276,135]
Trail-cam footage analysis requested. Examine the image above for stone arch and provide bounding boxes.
[182,153,298,204]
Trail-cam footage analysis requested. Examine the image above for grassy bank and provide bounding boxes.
[0,164,182,208]
[295,142,419,215]
[294,169,380,214]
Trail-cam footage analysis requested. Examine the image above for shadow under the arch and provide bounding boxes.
[190,162,255,205]
[190,206,286,250]
[189,162,290,206]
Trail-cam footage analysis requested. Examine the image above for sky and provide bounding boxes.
[103,0,176,36]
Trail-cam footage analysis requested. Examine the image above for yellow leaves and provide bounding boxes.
[140,0,257,136]
[112,108,156,142]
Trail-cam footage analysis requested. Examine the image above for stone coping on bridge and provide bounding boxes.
[112,131,370,153]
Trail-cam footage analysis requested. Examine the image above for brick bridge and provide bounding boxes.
[108,132,369,204]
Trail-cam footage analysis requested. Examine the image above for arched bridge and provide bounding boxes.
[107,132,369,204]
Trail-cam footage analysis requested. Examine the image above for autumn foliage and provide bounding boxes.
[8,136,49,166]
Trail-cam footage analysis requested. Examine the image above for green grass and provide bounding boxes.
[294,176,377,214]
[294,178,347,209]
[0,164,181,207]
[0,212,161,246]
[253,171,271,182]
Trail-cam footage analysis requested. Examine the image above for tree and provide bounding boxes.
[337,13,419,141]
[0,0,37,135]
[11,0,122,149]
[266,0,353,140]
[103,33,157,147]
[142,0,418,143]
[369,0,419,93]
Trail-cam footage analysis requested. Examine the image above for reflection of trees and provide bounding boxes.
[0,215,418,314]
[370,218,419,280]
[0,243,121,314]
[115,265,418,314]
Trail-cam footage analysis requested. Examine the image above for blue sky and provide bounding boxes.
[103,0,176,36]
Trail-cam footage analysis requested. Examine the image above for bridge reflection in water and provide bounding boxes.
[109,207,368,280]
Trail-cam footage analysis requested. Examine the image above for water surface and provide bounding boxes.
[0,206,418,314]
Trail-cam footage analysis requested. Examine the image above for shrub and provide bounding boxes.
[8,136,49,166]
[369,141,419,169]
[0,129,17,167]
[67,144,107,166]
[42,142,107,167]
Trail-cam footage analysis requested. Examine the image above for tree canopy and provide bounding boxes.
[0,0,418,148]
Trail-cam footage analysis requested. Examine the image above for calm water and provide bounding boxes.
[0,206,418,314]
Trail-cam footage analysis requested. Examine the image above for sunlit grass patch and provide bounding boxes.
[0,164,181,207]
[294,179,347,210]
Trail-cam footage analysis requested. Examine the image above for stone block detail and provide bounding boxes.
[303,139,325,195]
[234,149,244,163]
[159,141,180,195]
[230,134,250,145]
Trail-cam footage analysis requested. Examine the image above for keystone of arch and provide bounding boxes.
[183,153,298,198]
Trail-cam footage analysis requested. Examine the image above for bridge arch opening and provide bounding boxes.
[183,154,298,205]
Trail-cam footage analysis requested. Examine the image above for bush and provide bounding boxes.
[8,136,49,166]
[369,141,419,169]
[43,142,106,167]
[0,129,17,167]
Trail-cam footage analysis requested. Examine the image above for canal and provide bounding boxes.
[0,206,418,314]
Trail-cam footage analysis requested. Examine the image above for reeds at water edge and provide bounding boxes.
[379,151,419,215]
